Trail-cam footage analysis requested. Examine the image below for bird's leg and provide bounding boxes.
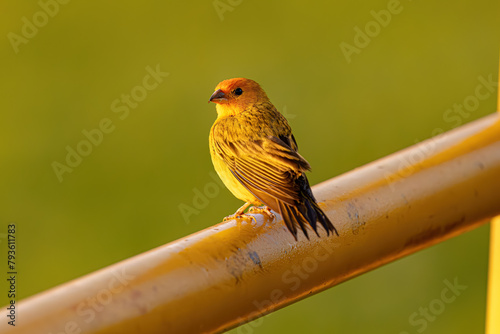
[249,205,276,220]
[223,202,256,223]
[234,202,252,216]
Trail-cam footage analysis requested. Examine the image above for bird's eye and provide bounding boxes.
[233,88,243,96]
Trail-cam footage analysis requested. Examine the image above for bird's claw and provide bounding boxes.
[223,214,257,224]
[248,206,275,220]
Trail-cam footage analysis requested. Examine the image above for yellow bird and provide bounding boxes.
[209,78,337,239]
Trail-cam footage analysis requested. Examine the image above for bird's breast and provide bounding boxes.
[209,123,260,205]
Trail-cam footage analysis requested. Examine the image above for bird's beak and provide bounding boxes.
[209,89,227,104]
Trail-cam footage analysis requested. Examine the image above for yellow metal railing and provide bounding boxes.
[485,57,500,334]
[487,216,500,334]
[2,111,499,334]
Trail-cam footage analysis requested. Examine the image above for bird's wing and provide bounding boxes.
[212,132,310,212]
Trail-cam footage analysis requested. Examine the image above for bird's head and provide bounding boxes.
[209,78,270,117]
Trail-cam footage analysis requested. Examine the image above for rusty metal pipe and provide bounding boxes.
[3,113,500,334]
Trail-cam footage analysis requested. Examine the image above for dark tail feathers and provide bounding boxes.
[278,175,338,240]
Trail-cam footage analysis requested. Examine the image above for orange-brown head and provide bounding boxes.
[209,78,270,117]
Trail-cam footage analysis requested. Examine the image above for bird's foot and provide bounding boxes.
[223,202,256,223]
[248,206,275,220]
[223,213,257,224]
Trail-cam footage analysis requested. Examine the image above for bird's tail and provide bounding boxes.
[278,175,338,240]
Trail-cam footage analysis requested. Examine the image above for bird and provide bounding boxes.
[208,78,338,240]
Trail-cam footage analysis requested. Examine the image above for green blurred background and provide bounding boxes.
[1,0,499,333]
